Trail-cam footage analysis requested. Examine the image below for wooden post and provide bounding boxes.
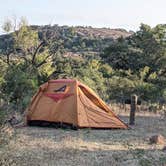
[129,94,137,125]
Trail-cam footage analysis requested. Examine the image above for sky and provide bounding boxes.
[0,0,165,34]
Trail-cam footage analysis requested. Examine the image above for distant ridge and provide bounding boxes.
[0,24,134,57]
[30,24,133,39]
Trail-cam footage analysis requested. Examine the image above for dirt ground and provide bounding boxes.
[0,111,166,166]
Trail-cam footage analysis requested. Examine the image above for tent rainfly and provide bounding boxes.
[26,79,128,129]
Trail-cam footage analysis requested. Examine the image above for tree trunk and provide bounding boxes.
[31,42,45,65]
[7,53,10,65]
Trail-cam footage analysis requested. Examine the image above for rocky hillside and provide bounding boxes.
[34,25,133,39]
[0,25,133,57]
[74,26,133,39]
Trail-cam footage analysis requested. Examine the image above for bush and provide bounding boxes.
[2,63,38,111]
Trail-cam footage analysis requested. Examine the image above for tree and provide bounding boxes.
[2,19,12,33]
[1,17,59,69]
[1,19,13,64]
[2,63,38,110]
[102,37,143,71]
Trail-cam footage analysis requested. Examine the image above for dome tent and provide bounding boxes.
[26,79,127,129]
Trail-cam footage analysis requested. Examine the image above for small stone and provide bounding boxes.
[149,134,165,145]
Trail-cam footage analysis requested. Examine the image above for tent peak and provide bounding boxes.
[48,79,78,83]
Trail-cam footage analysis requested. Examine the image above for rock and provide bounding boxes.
[6,115,21,126]
[149,135,165,145]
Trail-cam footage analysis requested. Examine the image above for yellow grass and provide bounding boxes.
[0,111,166,166]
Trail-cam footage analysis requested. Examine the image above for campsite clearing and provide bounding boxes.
[0,111,166,166]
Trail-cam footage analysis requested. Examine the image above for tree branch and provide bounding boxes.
[31,41,45,65]
[35,54,52,68]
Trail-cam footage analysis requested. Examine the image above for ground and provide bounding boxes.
[0,111,166,166]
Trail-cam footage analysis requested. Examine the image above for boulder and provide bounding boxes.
[149,134,165,145]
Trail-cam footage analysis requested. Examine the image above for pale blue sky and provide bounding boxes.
[0,0,165,33]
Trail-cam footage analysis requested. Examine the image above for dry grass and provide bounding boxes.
[0,111,166,166]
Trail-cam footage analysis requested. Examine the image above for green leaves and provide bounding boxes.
[14,25,39,53]
[2,64,38,109]
[2,19,12,33]
[100,24,166,102]
[0,21,166,107]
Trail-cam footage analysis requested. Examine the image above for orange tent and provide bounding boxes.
[26,79,128,129]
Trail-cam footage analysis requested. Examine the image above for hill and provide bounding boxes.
[0,25,133,57]
[33,25,133,39]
